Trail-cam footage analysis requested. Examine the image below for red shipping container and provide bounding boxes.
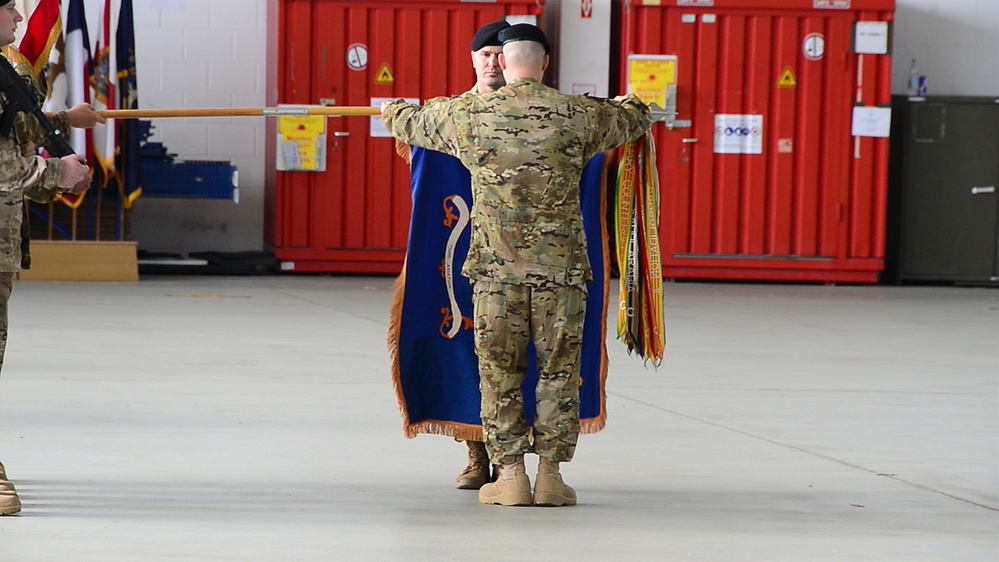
[266,0,543,274]
[618,0,895,283]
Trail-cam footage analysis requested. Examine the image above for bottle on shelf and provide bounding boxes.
[907,58,926,97]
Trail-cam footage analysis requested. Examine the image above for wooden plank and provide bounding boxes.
[17,241,138,282]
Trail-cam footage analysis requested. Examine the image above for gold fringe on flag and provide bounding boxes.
[614,133,666,366]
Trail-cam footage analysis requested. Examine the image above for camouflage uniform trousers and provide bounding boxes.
[472,279,586,466]
[0,273,10,373]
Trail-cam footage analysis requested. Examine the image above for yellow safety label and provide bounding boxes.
[375,63,394,85]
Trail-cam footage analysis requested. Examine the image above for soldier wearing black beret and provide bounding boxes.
[468,20,511,95]
[470,20,511,53]
[397,20,513,492]
[449,19,512,489]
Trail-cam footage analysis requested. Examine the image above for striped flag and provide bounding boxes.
[14,0,61,76]
[42,0,91,155]
[45,0,93,209]
[90,0,117,177]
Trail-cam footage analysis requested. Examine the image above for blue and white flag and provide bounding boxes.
[47,0,91,155]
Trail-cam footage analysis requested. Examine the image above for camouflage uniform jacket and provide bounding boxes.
[383,78,651,287]
[0,88,67,272]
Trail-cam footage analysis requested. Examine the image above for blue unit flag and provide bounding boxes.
[389,147,610,440]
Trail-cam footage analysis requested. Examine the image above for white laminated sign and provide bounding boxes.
[714,114,763,155]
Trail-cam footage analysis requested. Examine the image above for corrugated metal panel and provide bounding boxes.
[272,0,543,274]
[620,0,894,283]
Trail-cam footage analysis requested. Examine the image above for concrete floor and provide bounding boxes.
[0,275,995,561]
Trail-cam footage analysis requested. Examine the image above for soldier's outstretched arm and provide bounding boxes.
[380,98,464,157]
[588,94,653,154]
[64,104,106,129]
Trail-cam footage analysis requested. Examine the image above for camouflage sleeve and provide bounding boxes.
[22,156,64,203]
[0,148,63,203]
[585,93,652,155]
[48,111,70,137]
[381,98,464,157]
[14,110,69,148]
[10,61,70,147]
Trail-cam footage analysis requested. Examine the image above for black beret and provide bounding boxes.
[0,0,12,6]
[470,20,511,52]
[498,23,550,55]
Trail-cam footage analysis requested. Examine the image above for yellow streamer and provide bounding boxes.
[614,133,666,366]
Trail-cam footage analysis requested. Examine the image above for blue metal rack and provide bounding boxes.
[138,121,238,202]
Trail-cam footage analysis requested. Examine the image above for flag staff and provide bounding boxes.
[97,106,382,119]
[98,103,672,121]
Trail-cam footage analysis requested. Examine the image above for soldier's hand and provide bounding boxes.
[69,177,92,194]
[66,103,107,129]
[20,142,36,157]
[58,155,91,190]
[380,99,404,113]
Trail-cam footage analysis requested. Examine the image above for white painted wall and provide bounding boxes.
[128,0,268,255]
[547,0,612,97]
[19,0,269,255]
[892,0,999,96]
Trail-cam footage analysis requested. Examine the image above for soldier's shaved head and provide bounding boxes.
[500,41,548,82]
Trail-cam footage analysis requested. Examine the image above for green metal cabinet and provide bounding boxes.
[895,96,999,285]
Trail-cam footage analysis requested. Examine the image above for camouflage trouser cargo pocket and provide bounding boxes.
[473,280,586,465]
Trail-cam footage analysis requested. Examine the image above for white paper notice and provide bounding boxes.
[854,22,889,55]
[280,142,302,170]
[714,115,763,154]
[851,106,892,138]
[370,97,419,138]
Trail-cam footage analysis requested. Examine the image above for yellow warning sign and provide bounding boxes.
[375,63,394,85]
[777,66,797,89]
[277,111,327,172]
[627,56,676,107]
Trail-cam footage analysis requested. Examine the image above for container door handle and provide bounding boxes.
[333,132,350,138]
[971,186,995,195]
[681,138,698,144]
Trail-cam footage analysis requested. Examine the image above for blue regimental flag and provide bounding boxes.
[388,147,609,440]
[115,0,141,209]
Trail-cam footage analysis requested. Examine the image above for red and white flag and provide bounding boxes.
[14,0,61,76]
[91,0,118,176]
[41,0,92,156]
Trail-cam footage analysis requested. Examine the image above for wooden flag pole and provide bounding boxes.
[97,106,382,119]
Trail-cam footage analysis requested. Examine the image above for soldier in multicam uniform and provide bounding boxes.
[382,23,651,507]
[394,20,510,492]
[0,0,104,516]
[449,19,509,491]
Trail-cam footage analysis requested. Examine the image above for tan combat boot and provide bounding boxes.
[534,458,576,507]
[0,460,6,480]
[478,460,532,506]
[455,441,491,490]
[0,478,21,516]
